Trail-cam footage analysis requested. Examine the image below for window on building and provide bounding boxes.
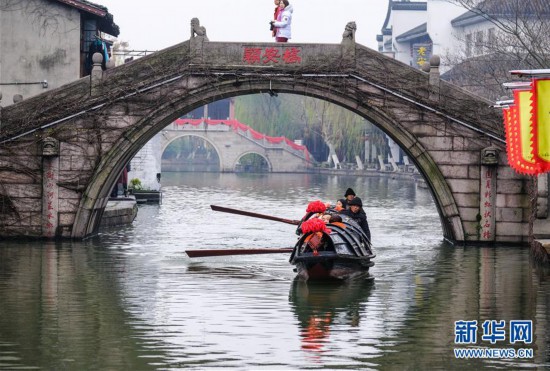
[488,28,496,46]
[475,30,484,55]
[465,34,472,57]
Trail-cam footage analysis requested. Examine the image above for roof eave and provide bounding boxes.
[55,0,107,17]
[396,32,429,43]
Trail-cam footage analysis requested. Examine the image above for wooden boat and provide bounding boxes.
[289,213,375,280]
[186,203,375,281]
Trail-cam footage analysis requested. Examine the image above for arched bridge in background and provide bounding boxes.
[160,118,312,173]
[0,24,533,244]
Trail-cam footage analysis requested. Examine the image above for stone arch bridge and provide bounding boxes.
[159,119,312,173]
[0,25,537,243]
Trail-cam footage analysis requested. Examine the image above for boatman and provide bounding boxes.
[342,188,356,209]
[340,197,371,242]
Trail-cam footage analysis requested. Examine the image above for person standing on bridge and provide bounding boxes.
[270,0,293,43]
[271,0,282,38]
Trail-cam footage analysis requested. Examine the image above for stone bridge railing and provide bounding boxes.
[166,119,312,162]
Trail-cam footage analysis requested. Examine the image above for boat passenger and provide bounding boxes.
[342,188,356,208]
[335,199,346,212]
[328,214,342,223]
[320,213,332,223]
[340,197,371,241]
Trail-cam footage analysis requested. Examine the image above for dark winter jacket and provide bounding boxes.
[340,208,371,242]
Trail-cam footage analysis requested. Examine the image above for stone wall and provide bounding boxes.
[0,0,81,105]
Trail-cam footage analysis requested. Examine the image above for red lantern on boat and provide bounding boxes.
[306,200,326,213]
[300,218,331,234]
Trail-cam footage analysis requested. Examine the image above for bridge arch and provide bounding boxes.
[0,38,517,243]
[79,83,460,240]
[235,151,272,173]
[160,132,223,171]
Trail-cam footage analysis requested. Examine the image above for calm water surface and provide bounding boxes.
[0,173,548,370]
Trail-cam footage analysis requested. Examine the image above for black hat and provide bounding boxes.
[344,188,356,197]
[348,197,362,207]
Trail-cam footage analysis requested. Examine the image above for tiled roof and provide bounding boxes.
[392,1,427,12]
[381,1,427,39]
[395,22,427,42]
[54,0,119,36]
[452,0,550,26]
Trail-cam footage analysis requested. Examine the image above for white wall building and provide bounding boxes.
[377,0,496,71]
[0,0,118,106]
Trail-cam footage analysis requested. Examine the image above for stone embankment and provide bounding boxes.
[99,197,138,228]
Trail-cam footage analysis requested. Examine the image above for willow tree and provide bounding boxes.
[234,94,376,164]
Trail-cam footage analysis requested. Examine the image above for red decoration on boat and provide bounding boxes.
[301,218,331,234]
[306,200,326,213]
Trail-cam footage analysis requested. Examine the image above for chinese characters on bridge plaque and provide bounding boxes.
[42,158,59,238]
[242,46,302,65]
[480,167,496,241]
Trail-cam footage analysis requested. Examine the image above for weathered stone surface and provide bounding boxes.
[446,179,479,194]
[59,198,80,212]
[496,222,529,237]
[467,165,481,179]
[429,150,480,165]
[4,185,42,198]
[59,212,76,226]
[496,180,524,194]
[458,206,480,222]
[462,221,481,240]
[496,208,523,223]
[0,39,533,243]
[420,136,454,151]
[453,193,480,208]
[12,198,41,212]
[439,165,468,179]
[496,194,530,209]
[408,123,440,137]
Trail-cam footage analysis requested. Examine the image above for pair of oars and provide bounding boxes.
[185,205,301,258]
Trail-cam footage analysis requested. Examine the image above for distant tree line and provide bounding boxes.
[233,94,386,164]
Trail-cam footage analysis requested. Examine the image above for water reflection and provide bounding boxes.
[289,278,374,356]
[0,173,548,369]
[0,241,163,370]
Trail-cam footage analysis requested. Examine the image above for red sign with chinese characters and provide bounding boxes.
[243,47,302,65]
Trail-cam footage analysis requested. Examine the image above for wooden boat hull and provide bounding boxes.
[293,252,374,280]
[290,216,375,281]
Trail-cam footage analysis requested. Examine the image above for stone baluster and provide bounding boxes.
[428,55,440,102]
[90,52,104,95]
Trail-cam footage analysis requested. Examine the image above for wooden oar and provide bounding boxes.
[210,205,301,225]
[186,248,294,258]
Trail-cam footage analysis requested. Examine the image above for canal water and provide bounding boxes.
[0,173,548,370]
